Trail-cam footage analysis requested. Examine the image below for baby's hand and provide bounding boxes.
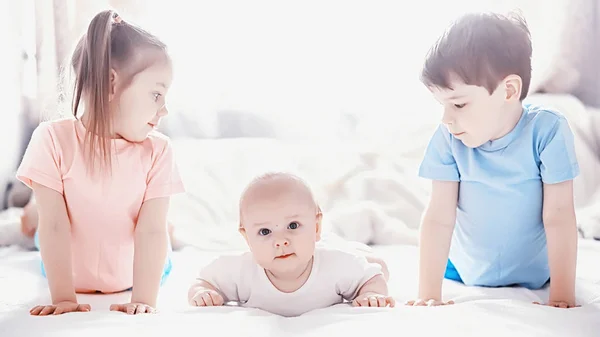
[30,301,91,316]
[190,289,224,307]
[352,293,395,307]
[405,298,454,306]
[110,302,156,315]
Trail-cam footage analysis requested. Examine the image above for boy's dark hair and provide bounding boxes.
[421,11,532,100]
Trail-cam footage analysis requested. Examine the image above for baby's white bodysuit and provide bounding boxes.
[196,247,383,317]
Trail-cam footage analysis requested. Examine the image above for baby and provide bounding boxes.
[187,172,394,316]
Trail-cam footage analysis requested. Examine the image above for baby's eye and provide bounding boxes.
[288,222,299,230]
[258,228,271,236]
[454,103,466,109]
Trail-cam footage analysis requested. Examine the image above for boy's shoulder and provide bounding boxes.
[523,104,572,139]
[524,104,567,125]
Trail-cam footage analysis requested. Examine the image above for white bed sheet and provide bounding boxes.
[1,241,599,337]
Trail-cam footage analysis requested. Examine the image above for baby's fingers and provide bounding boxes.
[351,297,365,307]
[386,297,396,308]
[212,293,224,306]
[202,293,215,306]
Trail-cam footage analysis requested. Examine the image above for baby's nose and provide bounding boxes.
[274,239,289,248]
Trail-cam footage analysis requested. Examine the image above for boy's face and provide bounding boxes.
[239,182,321,277]
[430,79,513,148]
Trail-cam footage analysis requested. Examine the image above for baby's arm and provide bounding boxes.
[541,181,578,308]
[30,182,90,315]
[353,274,395,307]
[407,180,458,306]
[188,279,225,306]
[187,254,244,307]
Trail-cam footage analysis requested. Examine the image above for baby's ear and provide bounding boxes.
[238,223,247,238]
[315,210,323,241]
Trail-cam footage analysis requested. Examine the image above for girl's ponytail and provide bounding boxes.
[72,10,117,174]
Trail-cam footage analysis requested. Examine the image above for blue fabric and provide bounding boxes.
[444,259,463,283]
[419,104,579,289]
[34,231,172,289]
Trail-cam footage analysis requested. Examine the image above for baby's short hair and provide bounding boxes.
[238,172,320,227]
[421,11,532,100]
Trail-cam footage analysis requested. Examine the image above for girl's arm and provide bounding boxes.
[542,180,578,308]
[413,180,458,305]
[130,196,170,308]
[32,182,77,304]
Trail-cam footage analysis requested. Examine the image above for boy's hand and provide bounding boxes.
[30,301,91,315]
[533,300,579,309]
[190,289,225,307]
[405,298,454,306]
[110,302,156,314]
[352,293,395,307]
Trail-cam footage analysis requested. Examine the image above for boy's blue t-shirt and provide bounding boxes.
[418,104,579,289]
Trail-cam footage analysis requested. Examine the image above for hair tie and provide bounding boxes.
[112,12,123,24]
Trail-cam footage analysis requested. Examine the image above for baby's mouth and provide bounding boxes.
[275,253,295,259]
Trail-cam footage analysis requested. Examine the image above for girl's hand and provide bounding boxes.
[30,301,91,315]
[110,302,156,314]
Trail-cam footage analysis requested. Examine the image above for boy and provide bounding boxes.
[407,12,579,308]
[188,172,394,317]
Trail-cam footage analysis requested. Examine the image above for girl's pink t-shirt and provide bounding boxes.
[16,118,185,293]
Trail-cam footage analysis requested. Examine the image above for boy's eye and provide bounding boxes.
[454,103,466,109]
[288,222,299,230]
[259,228,271,236]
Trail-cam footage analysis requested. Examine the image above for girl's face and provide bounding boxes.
[111,60,173,142]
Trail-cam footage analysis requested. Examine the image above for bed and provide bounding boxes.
[2,93,600,336]
[1,242,599,336]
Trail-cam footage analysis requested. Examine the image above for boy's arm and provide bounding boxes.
[32,182,77,304]
[130,197,171,308]
[542,180,578,308]
[415,180,458,304]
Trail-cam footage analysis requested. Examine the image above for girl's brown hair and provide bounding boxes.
[70,10,168,174]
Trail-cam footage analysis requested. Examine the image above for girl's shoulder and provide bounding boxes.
[143,130,174,154]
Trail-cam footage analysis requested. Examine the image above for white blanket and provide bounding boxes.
[1,242,599,337]
[167,136,426,250]
[167,93,600,250]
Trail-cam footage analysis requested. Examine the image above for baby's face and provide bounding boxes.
[240,186,321,276]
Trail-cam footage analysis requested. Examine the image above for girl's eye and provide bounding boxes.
[288,222,299,230]
[153,93,162,102]
[259,228,271,236]
[454,103,466,109]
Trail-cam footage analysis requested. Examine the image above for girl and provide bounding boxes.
[16,10,185,315]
